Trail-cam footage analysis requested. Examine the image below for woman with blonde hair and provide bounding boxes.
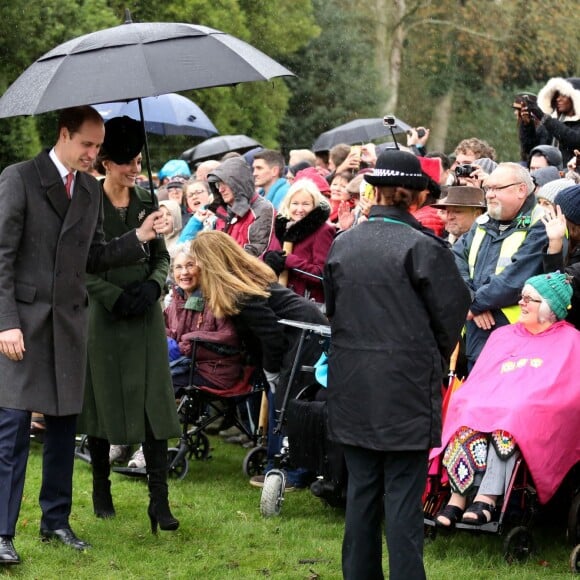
[263,178,335,303]
[189,231,328,487]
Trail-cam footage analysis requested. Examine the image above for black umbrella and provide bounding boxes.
[312,117,411,152]
[181,134,262,164]
[0,12,293,201]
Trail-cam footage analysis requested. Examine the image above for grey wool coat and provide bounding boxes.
[78,185,180,444]
[0,150,147,416]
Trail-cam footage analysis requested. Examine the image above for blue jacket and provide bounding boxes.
[263,178,290,210]
[453,195,548,315]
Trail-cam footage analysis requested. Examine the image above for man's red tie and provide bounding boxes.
[65,172,74,199]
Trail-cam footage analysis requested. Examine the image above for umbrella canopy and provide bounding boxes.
[181,135,262,164]
[312,117,412,152]
[93,93,218,138]
[0,16,293,203]
[0,21,294,117]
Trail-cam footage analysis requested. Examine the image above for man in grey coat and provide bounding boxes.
[0,106,164,565]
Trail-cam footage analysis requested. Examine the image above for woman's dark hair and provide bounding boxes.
[376,186,421,209]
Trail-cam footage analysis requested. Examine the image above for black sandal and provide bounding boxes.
[435,504,465,528]
[461,501,495,525]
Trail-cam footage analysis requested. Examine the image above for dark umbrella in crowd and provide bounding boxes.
[181,134,262,164]
[312,117,411,152]
[0,11,294,202]
[94,93,219,138]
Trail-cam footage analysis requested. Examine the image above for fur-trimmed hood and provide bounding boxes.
[538,77,580,122]
[274,204,330,244]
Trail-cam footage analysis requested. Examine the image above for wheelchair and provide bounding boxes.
[166,362,267,481]
[425,454,580,565]
[423,454,540,563]
[76,337,268,480]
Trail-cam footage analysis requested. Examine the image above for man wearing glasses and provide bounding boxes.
[453,162,552,369]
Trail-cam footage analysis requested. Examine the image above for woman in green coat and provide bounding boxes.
[78,117,180,533]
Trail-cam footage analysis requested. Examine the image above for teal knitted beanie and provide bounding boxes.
[525,272,573,320]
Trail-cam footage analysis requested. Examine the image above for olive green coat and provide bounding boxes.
[78,185,180,444]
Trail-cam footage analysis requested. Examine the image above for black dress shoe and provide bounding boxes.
[40,527,91,551]
[0,536,20,565]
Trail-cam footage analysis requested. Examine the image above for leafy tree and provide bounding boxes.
[279,0,382,153]
[0,0,317,170]
[0,0,118,168]
[104,0,318,168]
[395,0,580,159]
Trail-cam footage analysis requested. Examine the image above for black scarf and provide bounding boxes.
[274,205,330,245]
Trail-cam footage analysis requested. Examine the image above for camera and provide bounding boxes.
[406,128,426,138]
[383,115,396,127]
[455,164,476,177]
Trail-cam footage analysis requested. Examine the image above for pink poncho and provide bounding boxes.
[431,320,580,503]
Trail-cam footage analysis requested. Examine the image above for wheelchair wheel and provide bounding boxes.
[167,447,189,480]
[568,493,580,546]
[570,544,580,573]
[242,446,267,477]
[503,525,534,563]
[190,433,210,460]
[74,434,91,463]
[260,472,284,518]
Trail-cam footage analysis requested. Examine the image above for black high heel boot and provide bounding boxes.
[143,436,179,534]
[87,436,116,519]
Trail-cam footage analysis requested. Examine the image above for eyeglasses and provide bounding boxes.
[519,294,542,305]
[186,190,207,197]
[483,182,522,194]
[174,262,198,272]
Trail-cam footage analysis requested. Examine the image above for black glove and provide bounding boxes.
[127,280,161,316]
[524,99,547,123]
[263,250,286,276]
[112,290,137,319]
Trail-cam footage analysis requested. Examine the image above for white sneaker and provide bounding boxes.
[109,444,130,464]
[128,446,146,468]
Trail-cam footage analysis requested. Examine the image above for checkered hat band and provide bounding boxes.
[371,168,424,178]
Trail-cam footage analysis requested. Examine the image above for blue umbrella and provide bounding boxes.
[94,93,218,138]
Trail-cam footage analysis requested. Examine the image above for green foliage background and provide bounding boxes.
[0,0,579,170]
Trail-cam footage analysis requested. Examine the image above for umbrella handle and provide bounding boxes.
[136,98,163,239]
[277,241,293,287]
[448,342,460,375]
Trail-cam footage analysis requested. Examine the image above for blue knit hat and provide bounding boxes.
[525,272,573,320]
[555,184,580,224]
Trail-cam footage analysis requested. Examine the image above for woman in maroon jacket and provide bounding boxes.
[164,245,242,391]
[264,178,336,303]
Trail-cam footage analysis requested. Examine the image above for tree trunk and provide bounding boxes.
[373,0,407,114]
[430,90,454,153]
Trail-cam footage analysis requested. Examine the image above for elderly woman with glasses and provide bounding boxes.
[434,271,580,528]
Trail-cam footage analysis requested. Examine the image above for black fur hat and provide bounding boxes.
[101,116,144,164]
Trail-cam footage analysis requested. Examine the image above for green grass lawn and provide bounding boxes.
[5,436,575,579]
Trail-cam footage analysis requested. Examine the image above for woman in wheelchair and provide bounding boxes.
[188,231,329,488]
[434,272,580,527]
[164,244,243,393]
